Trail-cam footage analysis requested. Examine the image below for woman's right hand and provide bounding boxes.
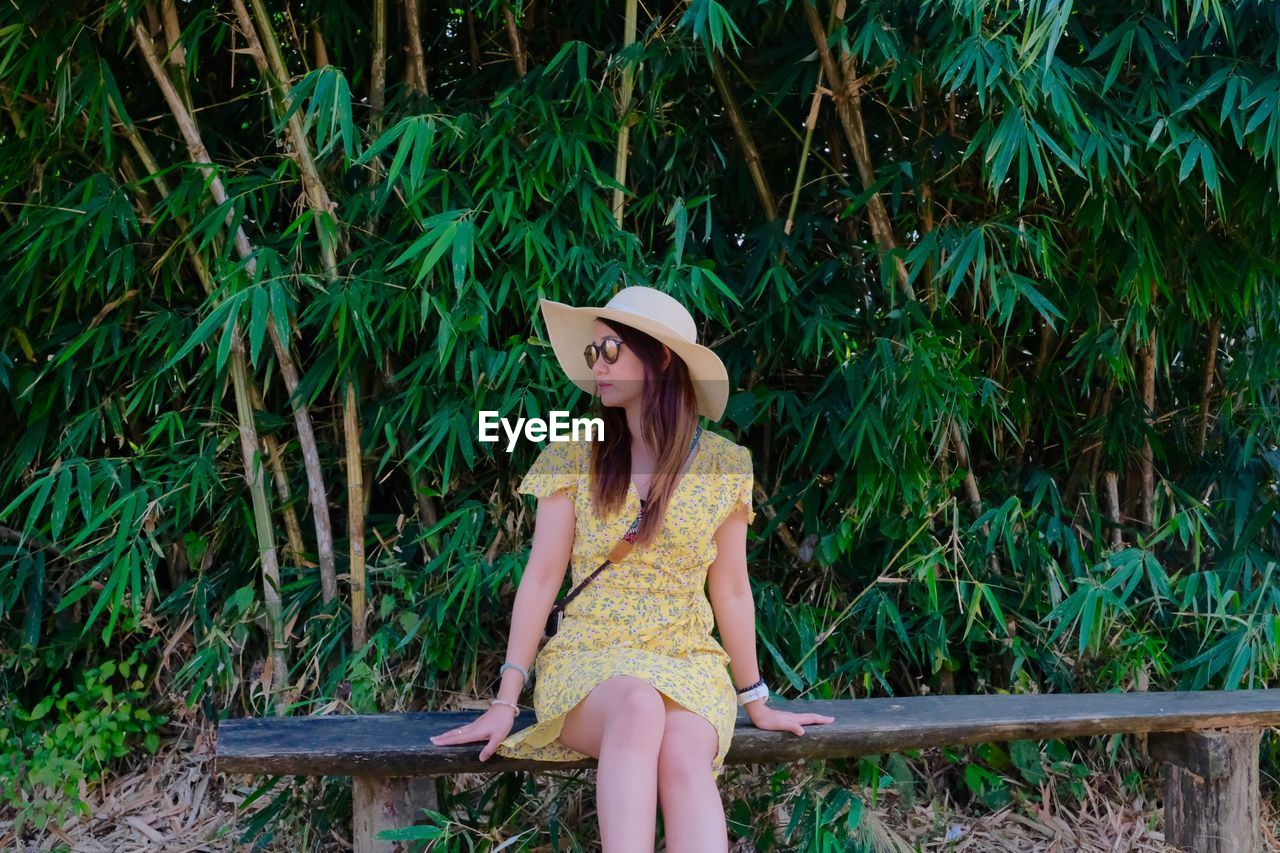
[428,705,519,761]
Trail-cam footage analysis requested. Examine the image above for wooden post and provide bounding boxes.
[353,776,439,853]
[1150,728,1262,853]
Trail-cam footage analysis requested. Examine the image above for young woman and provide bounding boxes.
[430,286,833,852]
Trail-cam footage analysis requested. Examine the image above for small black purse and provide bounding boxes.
[543,426,702,640]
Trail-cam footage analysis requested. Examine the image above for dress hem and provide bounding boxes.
[495,665,731,778]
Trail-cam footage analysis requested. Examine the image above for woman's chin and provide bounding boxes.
[596,388,629,407]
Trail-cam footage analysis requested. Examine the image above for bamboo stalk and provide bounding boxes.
[948,418,1004,577]
[611,0,638,227]
[186,249,306,580]
[230,328,291,714]
[312,23,330,68]
[913,90,1000,577]
[115,105,312,612]
[502,1,527,77]
[1089,384,1115,506]
[235,0,342,279]
[782,0,842,238]
[250,382,308,571]
[1196,317,1220,454]
[1033,315,1055,380]
[131,16,339,606]
[803,0,914,302]
[371,0,387,117]
[132,17,291,713]
[345,378,367,649]
[1140,301,1157,530]
[160,0,186,67]
[466,7,481,70]
[709,50,778,222]
[404,0,428,94]
[785,70,824,236]
[915,61,938,312]
[917,130,997,577]
[823,121,861,245]
[1103,470,1123,549]
[238,1,379,649]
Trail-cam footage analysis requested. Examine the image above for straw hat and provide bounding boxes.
[537,286,730,421]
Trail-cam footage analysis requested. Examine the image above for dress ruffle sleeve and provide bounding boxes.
[719,443,756,527]
[517,440,584,501]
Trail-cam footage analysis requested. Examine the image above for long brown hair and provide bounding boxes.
[587,318,701,548]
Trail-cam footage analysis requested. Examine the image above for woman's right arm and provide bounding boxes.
[493,488,576,707]
[429,488,576,759]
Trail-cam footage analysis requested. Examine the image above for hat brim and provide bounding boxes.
[537,298,730,421]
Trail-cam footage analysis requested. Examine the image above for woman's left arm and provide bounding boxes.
[707,506,834,735]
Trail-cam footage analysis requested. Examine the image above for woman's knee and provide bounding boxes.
[562,675,666,755]
[657,710,718,785]
[598,676,667,740]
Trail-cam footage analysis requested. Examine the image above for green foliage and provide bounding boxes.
[0,0,1278,847]
[0,643,167,835]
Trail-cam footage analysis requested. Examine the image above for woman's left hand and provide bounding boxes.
[746,703,835,735]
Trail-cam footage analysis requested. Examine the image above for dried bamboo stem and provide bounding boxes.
[238,0,375,646]
[131,15,339,606]
[133,18,290,713]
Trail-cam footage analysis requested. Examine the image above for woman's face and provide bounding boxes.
[590,320,662,409]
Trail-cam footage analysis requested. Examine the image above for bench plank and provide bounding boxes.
[216,689,1280,777]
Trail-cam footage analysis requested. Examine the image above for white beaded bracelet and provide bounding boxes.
[491,698,520,714]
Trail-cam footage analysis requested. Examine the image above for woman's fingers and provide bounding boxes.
[430,724,476,744]
[432,720,511,756]
[783,711,836,736]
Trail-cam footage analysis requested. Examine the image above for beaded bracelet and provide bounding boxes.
[491,698,520,714]
[500,661,530,687]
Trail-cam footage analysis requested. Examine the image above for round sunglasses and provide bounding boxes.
[584,336,625,368]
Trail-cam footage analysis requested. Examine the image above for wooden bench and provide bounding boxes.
[217,690,1280,852]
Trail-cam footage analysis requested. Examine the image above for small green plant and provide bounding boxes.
[0,644,168,836]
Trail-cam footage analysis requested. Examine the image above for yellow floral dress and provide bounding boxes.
[494,428,755,780]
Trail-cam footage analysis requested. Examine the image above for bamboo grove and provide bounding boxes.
[1,0,1279,844]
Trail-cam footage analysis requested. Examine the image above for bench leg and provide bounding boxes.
[353,775,439,853]
[1150,728,1261,853]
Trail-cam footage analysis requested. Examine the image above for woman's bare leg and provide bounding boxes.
[559,675,666,852]
[656,695,728,853]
